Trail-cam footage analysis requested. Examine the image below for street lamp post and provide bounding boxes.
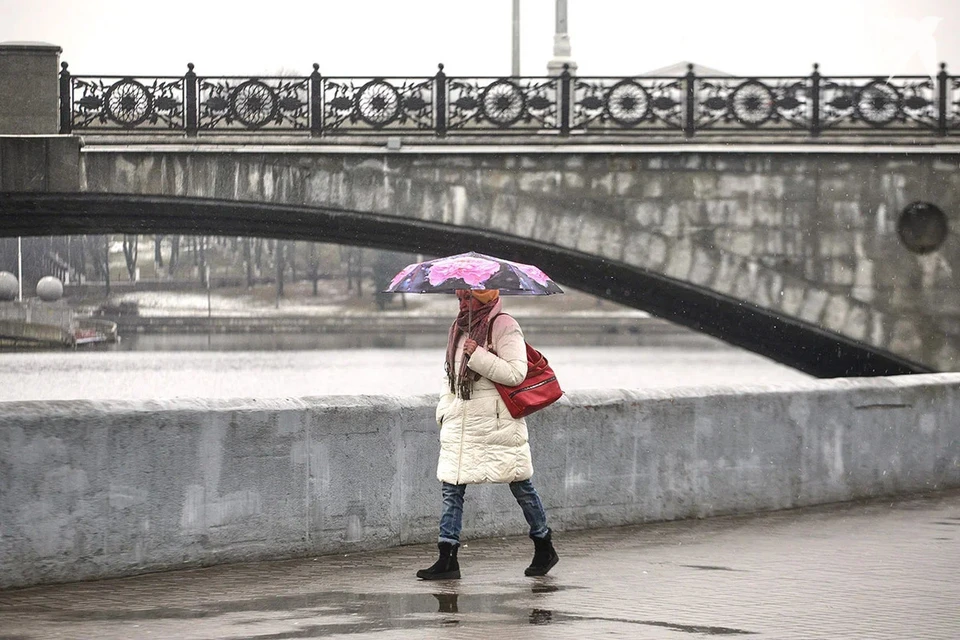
[512,0,520,76]
[547,0,577,76]
[17,237,22,302]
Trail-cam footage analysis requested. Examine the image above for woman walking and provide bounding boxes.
[416,288,559,580]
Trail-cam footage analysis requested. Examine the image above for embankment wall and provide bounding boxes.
[2,374,959,588]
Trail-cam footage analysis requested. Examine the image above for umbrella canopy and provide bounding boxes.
[385,251,563,295]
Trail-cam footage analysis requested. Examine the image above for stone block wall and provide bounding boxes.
[0,136,80,192]
[80,150,960,370]
[2,375,959,589]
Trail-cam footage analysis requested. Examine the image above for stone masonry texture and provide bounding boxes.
[79,150,960,371]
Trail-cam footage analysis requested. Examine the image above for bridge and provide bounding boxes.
[1,43,959,376]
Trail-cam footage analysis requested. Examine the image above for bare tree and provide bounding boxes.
[169,236,180,275]
[243,237,253,288]
[122,235,138,281]
[198,236,208,286]
[85,236,105,280]
[307,242,320,295]
[76,235,88,281]
[342,246,364,298]
[103,234,111,296]
[289,242,297,282]
[275,240,286,299]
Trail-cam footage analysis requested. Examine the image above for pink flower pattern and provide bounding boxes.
[427,256,501,287]
[516,263,551,286]
[389,263,419,290]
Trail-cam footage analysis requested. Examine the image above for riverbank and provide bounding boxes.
[68,281,720,348]
[69,280,642,318]
[103,314,720,346]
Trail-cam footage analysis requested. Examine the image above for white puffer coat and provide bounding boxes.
[435,311,531,485]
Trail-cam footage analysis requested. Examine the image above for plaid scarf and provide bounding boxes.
[445,297,502,399]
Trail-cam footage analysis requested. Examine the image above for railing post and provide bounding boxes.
[59,61,72,134]
[684,63,696,137]
[811,63,821,137]
[435,63,447,137]
[937,62,948,137]
[185,62,198,137]
[310,63,323,137]
[559,63,571,136]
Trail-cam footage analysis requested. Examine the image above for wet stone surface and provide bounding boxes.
[1,492,958,639]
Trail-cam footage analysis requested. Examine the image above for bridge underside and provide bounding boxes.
[0,192,929,378]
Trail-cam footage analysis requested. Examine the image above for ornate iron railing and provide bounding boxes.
[197,74,311,131]
[321,73,435,132]
[67,73,186,131]
[58,62,960,138]
[571,76,685,132]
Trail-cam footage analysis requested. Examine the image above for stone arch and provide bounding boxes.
[0,192,928,377]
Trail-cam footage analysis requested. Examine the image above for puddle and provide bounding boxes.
[24,586,571,636]
[5,581,754,637]
[2,579,762,639]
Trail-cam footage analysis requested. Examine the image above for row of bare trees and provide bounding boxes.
[0,235,414,304]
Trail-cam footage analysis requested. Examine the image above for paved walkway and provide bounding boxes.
[2,492,958,639]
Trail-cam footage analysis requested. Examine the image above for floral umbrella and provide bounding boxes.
[385,251,563,296]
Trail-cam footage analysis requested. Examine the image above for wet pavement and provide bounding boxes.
[1,491,958,639]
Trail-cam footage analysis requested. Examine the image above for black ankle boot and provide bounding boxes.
[416,542,461,580]
[525,529,559,577]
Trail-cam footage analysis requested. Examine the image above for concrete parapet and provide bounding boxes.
[1,374,958,589]
[0,301,74,346]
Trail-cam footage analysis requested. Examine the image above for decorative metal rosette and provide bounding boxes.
[355,79,401,127]
[604,80,650,126]
[854,80,901,127]
[229,80,278,128]
[105,79,153,127]
[729,80,776,127]
[571,77,683,130]
[480,79,525,127]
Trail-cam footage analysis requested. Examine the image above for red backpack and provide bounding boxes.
[486,314,563,418]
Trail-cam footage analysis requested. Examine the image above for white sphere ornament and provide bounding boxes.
[0,271,17,301]
[36,276,64,302]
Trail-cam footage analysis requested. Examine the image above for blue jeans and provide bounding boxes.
[438,480,549,545]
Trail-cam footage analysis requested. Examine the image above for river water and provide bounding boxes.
[0,342,811,403]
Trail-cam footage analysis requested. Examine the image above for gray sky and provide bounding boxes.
[2,0,958,77]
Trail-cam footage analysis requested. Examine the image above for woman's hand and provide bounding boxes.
[463,338,478,357]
